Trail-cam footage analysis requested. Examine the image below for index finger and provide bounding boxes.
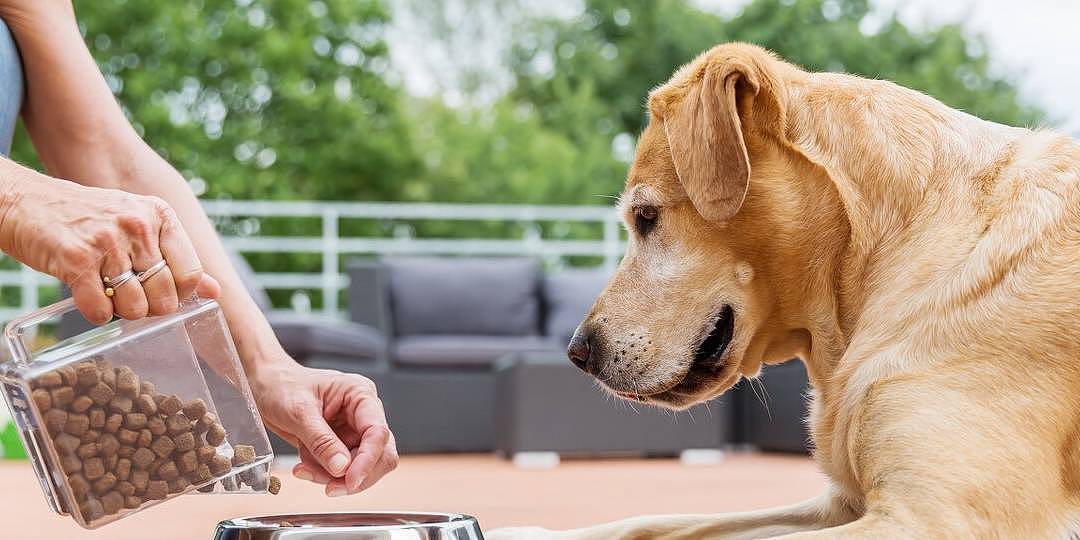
[342,395,390,492]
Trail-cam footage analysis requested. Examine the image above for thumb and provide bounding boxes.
[293,407,351,478]
[195,273,221,299]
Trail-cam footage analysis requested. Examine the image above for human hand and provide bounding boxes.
[0,171,219,324]
[250,360,398,497]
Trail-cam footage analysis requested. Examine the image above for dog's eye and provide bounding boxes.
[634,205,659,237]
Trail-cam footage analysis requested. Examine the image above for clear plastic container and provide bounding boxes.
[0,297,274,529]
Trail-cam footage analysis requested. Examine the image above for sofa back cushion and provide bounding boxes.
[385,257,541,336]
[543,268,610,344]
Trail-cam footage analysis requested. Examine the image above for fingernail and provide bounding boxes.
[351,475,365,492]
[328,454,349,476]
[294,468,313,482]
[328,486,348,498]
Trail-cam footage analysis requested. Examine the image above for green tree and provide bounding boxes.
[11,0,419,201]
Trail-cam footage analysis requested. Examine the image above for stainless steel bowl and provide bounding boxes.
[212,512,484,539]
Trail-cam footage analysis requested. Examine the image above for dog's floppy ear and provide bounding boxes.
[650,53,769,222]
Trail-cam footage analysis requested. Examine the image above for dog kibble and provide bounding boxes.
[182,399,207,420]
[100,491,124,515]
[58,366,77,386]
[69,474,90,498]
[157,460,179,480]
[98,433,119,457]
[116,458,131,481]
[131,469,149,492]
[173,432,195,453]
[196,445,216,463]
[50,386,75,409]
[108,396,133,414]
[60,454,82,474]
[116,367,139,399]
[177,450,198,474]
[165,413,190,435]
[168,476,190,493]
[64,414,90,436]
[206,424,226,446]
[71,396,93,414]
[117,480,135,497]
[145,480,168,500]
[231,445,256,467]
[117,446,134,458]
[83,457,105,480]
[131,447,155,469]
[117,428,138,446]
[44,409,68,436]
[31,388,52,411]
[104,413,123,433]
[89,382,114,407]
[89,408,106,430]
[93,472,117,494]
[150,436,175,458]
[159,395,182,416]
[80,499,104,522]
[124,495,142,509]
[146,416,166,436]
[140,381,155,395]
[55,433,81,454]
[192,463,212,483]
[208,454,231,476]
[268,475,281,495]
[75,363,99,387]
[36,371,63,388]
[76,442,99,460]
[80,429,101,444]
[135,394,157,415]
[138,429,152,447]
[105,453,118,472]
[124,413,147,430]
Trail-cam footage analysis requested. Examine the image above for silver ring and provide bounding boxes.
[103,270,137,298]
[137,260,168,283]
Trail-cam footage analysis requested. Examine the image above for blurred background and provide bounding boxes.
[0,0,1076,537]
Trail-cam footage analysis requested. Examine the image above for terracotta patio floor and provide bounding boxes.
[0,452,825,539]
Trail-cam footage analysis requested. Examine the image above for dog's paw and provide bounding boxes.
[485,526,565,540]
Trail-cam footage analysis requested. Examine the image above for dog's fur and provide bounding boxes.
[491,43,1080,539]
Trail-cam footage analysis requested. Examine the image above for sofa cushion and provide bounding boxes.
[393,335,560,368]
[385,257,541,337]
[268,313,385,362]
[543,268,610,344]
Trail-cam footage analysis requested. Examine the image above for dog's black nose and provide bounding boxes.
[566,330,592,373]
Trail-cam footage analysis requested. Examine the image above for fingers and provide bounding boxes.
[291,401,353,479]
[341,424,390,493]
[323,436,398,497]
[153,198,204,301]
[70,270,113,325]
[101,251,148,320]
[196,273,221,299]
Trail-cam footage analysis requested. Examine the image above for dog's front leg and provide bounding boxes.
[487,490,856,540]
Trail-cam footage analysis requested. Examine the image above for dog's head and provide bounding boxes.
[569,43,819,409]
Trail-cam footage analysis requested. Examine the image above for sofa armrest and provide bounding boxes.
[346,259,394,337]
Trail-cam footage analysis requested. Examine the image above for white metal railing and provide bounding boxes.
[0,200,625,321]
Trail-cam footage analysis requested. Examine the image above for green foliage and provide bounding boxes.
[11,0,420,201]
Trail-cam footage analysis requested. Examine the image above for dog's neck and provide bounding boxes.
[770,73,1026,384]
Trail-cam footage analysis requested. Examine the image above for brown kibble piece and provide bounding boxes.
[192,463,212,483]
[166,413,190,435]
[44,409,69,436]
[206,423,226,446]
[104,413,123,433]
[131,469,149,492]
[31,388,52,411]
[159,395,182,416]
[173,432,195,452]
[138,429,152,447]
[105,453,118,471]
[88,408,106,430]
[177,450,198,474]
[118,446,135,458]
[135,394,157,415]
[150,436,175,458]
[149,457,167,476]
[93,472,117,494]
[196,445,217,463]
[64,413,89,436]
[98,433,119,457]
[59,454,82,474]
[132,447,155,469]
[116,366,139,398]
[123,413,147,430]
[208,454,231,476]
[77,442,99,459]
[50,386,75,409]
[182,399,207,420]
[80,498,104,522]
[232,445,256,467]
[74,362,99,387]
[82,430,102,444]
[68,474,90,498]
[100,491,123,514]
[36,371,63,388]
[84,457,105,480]
[168,476,190,493]
[140,381,155,395]
[157,460,179,480]
[145,480,168,500]
[117,428,138,446]
[71,396,93,414]
[268,475,281,495]
[147,416,166,436]
[88,382,114,407]
[117,480,135,497]
[195,413,216,433]
[124,495,143,509]
[116,458,132,481]
[57,366,77,386]
[108,395,133,414]
[54,433,81,454]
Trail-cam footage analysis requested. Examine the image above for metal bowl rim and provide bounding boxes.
[217,511,480,531]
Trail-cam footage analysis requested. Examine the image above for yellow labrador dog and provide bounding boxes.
[491,43,1080,539]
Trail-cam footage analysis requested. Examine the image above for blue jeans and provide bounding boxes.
[0,19,22,157]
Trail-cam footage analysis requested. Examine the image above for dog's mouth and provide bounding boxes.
[617,305,737,406]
